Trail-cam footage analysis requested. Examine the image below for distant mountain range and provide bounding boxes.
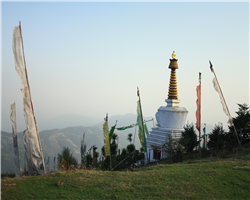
[1,113,154,174]
[37,114,102,131]
[1,113,217,174]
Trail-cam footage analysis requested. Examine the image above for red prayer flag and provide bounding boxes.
[196,84,201,134]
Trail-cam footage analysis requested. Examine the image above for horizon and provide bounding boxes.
[1,112,228,135]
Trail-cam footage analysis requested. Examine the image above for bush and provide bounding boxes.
[229,103,250,143]
[179,124,199,153]
[57,147,78,170]
[207,125,226,150]
[164,134,183,163]
[127,144,135,154]
[121,148,127,156]
[225,131,239,150]
[85,154,93,168]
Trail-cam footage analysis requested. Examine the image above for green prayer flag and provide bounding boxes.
[117,125,135,130]
[137,100,146,152]
[144,123,149,137]
[109,125,116,142]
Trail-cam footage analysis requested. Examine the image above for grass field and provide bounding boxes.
[1,156,250,200]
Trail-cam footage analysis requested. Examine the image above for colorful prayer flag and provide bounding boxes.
[209,60,214,72]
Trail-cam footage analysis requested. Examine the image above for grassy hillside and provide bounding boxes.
[1,158,250,199]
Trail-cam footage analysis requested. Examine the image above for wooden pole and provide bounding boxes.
[19,21,46,174]
[212,71,241,147]
[106,114,112,171]
[199,73,201,159]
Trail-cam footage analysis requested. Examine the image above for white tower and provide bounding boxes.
[146,52,188,162]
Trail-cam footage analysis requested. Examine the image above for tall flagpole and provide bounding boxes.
[137,87,148,164]
[199,72,201,159]
[209,61,241,147]
[106,113,112,171]
[19,21,46,174]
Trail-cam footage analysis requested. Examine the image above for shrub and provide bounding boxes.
[229,103,250,143]
[179,124,199,153]
[164,134,183,163]
[207,125,226,150]
[127,144,135,154]
[121,148,127,156]
[57,147,78,170]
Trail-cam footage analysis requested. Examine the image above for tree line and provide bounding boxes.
[56,103,250,170]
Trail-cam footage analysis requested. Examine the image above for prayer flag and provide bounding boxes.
[196,83,201,134]
[103,121,110,156]
[13,25,44,175]
[46,157,49,165]
[212,77,232,125]
[137,100,146,152]
[109,125,116,143]
[23,129,33,176]
[10,103,21,178]
[209,60,214,72]
[117,125,135,131]
[138,129,142,146]
[144,123,149,137]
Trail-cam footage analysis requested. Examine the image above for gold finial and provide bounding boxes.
[172,51,176,59]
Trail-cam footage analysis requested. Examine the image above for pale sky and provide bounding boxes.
[1,1,249,133]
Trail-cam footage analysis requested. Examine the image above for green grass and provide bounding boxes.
[2,158,250,199]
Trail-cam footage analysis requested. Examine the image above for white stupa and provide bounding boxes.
[145,51,188,162]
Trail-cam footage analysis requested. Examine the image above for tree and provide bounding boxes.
[57,147,78,170]
[229,103,250,143]
[111,133,118,143]
[127,144,135,154]
[127,133,133,144]
[207,125,226,150]
[121,148,127,156]
[110,133,118,156]
[163,134,183,163]
[85,154,93,168]
[179,124,199,153]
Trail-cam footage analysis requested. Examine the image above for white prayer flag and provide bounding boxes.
[10,103,21,178]
[13,25,44,175]
[212,77,233,125]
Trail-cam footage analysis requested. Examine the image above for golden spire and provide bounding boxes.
[168,51,178,99]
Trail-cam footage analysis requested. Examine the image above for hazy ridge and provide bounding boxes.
[1,113,216,174]
[1,114,153,173]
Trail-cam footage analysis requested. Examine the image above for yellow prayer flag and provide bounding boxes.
[103,122,110,156]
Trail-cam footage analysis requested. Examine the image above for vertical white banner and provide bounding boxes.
[10,103,21,178]
[13,25,44,175]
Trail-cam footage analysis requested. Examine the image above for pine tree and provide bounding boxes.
[179,124,199,153]
[229,103,250,143]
